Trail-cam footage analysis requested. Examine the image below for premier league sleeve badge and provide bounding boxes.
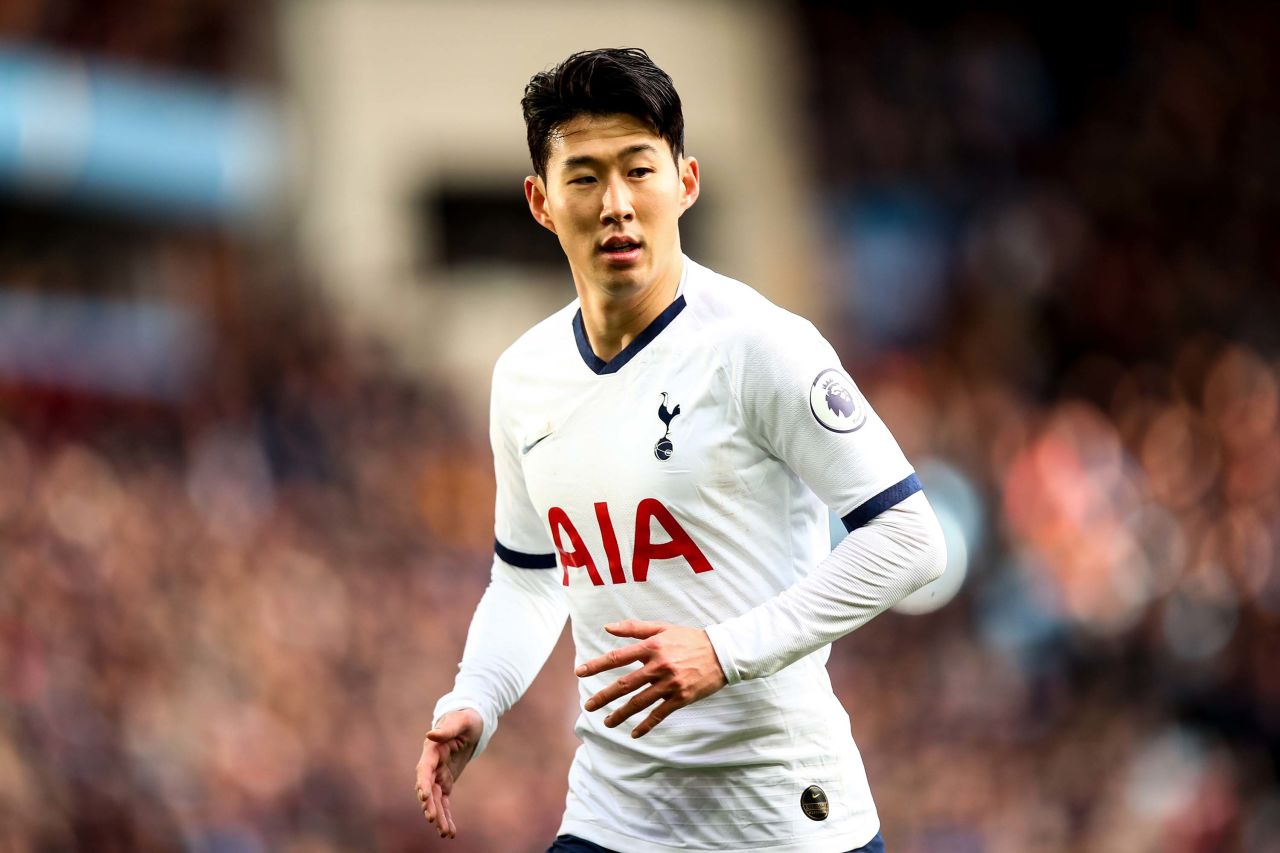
[809,368,868,433]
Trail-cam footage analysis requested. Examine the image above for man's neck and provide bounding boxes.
[576,257,684,364]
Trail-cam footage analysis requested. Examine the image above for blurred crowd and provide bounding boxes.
[0,325,551,851]
[2,2,1279,852]
[802,4,1280,851]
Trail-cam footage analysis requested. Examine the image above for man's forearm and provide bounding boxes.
[433,558,568,757]
[705,491,946,683]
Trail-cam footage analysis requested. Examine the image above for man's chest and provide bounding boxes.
[518,348,748,499]
[508,347,773,589]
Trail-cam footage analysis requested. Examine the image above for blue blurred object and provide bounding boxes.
[829,457,983,616]
[0,291,210,400]
[977,552,1068,671]
[836,187,951,347]
[0,42,283,220]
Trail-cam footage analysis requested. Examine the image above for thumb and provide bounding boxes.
[426,712,469,742]
[605,619,668,639]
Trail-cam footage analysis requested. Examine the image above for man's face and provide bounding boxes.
[525,113,699,299]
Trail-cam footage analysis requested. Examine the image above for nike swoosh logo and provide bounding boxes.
[520,432,552,455]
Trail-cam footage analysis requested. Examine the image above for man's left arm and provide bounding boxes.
[704,490,944,684]
[576,493,944,734]
[577,317,946,734]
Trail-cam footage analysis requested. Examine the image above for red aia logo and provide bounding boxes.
[548,499,714,586]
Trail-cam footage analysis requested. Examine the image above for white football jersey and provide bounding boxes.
[490,257,917,853]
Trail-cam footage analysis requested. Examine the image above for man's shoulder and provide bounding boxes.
[493,299,579,381]
[684,258,821,353]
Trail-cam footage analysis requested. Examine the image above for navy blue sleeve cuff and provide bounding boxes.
[840,474,922,532]
[494,539,558,569]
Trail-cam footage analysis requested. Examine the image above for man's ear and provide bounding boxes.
[524,175,558,234]
[677,156,700,217]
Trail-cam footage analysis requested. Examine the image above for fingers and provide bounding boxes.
[418,715,478,841]
[417,777,455,839]
[430,784,441,830]
[603,682,665,728]
[631,697,680,738]
[584,666,653,711]
[433,780,455,839]
[416,740,440,824]
[441,788,457,837]
[417,783,430,819]
[575,642,649,677]
[417,780,437,827]
[603,619,669,639]
[417,745,448,836]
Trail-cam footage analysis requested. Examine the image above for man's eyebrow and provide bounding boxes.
[561,144,659,169]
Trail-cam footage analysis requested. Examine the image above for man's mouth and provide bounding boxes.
[600,237,642,256]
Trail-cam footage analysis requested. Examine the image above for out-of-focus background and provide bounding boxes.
[1,0,1278,850]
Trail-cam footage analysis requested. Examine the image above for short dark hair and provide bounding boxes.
[521,48,685,178]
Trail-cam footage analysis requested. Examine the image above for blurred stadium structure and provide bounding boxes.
[1,1,1278,851]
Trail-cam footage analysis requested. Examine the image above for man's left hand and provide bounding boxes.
[576,620,728,738]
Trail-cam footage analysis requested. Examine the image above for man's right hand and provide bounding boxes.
[415,708,483,839]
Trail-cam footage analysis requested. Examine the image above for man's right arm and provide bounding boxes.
[437,350,570,754]
[432,554,569,757]
[417,552,567,839]
[417,352,567,838]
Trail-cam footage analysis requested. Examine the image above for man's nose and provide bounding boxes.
[600,177,635,224]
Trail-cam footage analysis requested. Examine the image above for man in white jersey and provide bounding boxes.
[415,48,946,852]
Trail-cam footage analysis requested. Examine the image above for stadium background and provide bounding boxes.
[1,1,1278,850]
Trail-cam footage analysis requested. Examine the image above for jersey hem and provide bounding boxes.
[557,817,880,853]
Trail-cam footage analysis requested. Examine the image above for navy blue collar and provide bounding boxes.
[573,295,687,375]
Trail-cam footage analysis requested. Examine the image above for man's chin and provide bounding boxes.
[597,253,644,275]
[594,259,647,287]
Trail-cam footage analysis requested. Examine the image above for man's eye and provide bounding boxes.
[629,168,654,178]
[569,176,596,185]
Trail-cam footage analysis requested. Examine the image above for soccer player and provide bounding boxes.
[415,48,946,853]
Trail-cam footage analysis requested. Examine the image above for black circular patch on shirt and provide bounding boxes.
[801,784,829,821]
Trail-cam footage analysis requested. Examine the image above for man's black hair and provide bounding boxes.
[521,48,685,178]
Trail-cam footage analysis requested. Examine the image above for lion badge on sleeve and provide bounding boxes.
[809,369,867,433]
